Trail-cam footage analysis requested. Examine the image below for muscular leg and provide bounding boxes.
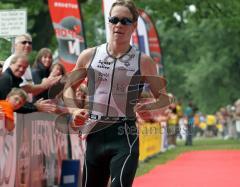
[110,123,139,187]
[82,130,110,187]
[82,158,110,187]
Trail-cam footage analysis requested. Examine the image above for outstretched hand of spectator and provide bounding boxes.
[34,98,58,113]
[42,75,62,89]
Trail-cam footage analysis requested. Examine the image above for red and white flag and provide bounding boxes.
[48,0,86,72]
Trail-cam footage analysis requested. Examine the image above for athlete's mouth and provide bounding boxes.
[114,31,124,34]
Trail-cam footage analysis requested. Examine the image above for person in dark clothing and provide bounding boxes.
[0,54,28,100]
[184,101,194,146]
[32,48,53,84]
[31,48,53,101]
[0,54,57,113]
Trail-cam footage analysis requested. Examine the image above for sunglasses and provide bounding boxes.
[108,16,133,25]
[20,41,32,45]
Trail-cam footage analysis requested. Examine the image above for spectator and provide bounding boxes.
[220,107,228,138]
[49,63,66,78]
[2,33,59,99]
[32,48,53,84]
[45,63,66,100]
[226,105,237,139]
[0,88,28,131]
[234,99,240,139]
[205,114,217,137]
[0,54,57,113]
[44,63,69,114]
[167,104,178,148]
[184,101,194,145]
[0,54,28,99]
[32,48,60,101]
[3,33,33,88]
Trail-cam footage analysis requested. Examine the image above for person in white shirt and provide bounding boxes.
[3,33,60,99]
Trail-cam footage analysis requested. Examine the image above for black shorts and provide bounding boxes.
[82,120,139,187]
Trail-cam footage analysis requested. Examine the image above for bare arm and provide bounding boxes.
[21,75,62,96]
[141,54,166,98]
[63,47,95,125]
[136,54,172,119]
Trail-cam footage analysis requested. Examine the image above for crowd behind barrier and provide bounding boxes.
[0,112,166,187]
[1,103,240,186]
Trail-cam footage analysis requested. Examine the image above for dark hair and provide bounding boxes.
[33,48,52,68]
[110,0,139,22]
[50,63,66,76]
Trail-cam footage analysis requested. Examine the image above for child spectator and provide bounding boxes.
[45,63,66,100]
[0,88,28,132]
[49,63,66,78]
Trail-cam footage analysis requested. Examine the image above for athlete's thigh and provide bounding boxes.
[109,128,139,187]
[82,158,110,187]
[109,151,139,187]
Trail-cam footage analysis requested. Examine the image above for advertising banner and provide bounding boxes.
[139,9,163,74]
[15,112,69,187]
[48,0,86,72]
[138,122,162,161]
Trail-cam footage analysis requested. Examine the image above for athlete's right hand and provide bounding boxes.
[72,109,89,127]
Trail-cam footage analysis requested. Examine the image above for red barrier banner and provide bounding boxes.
[48,0,86,72]
[139,10,163,74]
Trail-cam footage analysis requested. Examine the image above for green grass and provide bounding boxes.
[136,138,240,176]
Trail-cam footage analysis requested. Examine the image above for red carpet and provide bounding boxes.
[133,150,240,187]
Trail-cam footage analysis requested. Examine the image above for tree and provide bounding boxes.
[1,0,239,113]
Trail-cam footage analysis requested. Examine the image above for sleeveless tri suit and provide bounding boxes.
[83,43,143,187]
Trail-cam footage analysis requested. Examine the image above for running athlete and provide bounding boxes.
[63,0,171,186]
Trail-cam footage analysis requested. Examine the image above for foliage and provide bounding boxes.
[149,0,240,113]
[1,0,240,113]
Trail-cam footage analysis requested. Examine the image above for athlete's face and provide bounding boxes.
[109,5,137,44]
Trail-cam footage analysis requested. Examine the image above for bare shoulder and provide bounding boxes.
[140,53,158,76]
[73,47,96,70]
